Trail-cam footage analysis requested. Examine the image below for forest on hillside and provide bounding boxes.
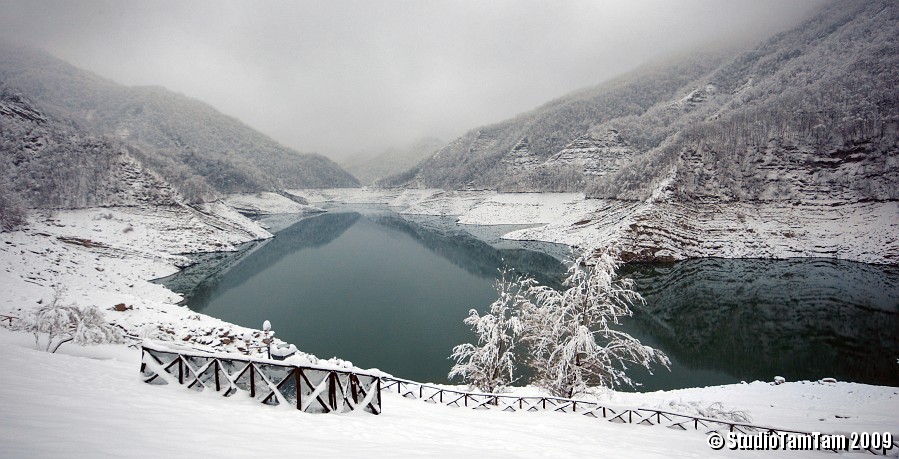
[390,0,898,204]
[0,42,358,204]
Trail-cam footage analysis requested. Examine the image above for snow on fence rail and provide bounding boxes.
[137,345,895,454]
[140,343,381,414]
[381,377,898,455]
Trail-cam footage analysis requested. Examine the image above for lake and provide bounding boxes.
[160,207,899,391]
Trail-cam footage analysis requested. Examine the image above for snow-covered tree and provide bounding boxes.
[448,268,535,393]
[521,248,670,398]
[14,289,123,353]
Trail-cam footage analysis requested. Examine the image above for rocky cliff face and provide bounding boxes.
[543,129,635,177]
[500,138,542,174]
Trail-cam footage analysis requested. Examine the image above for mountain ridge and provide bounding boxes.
[388,0,898,206]
[0,41,359,204]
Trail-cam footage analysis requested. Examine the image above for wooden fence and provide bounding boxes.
[141,343,381,414]
[139,344,895,454]
[381,376,898,455]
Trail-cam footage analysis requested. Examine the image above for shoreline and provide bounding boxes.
[0,191,896,457]
[287,188,899,265]
[2,190,896,363]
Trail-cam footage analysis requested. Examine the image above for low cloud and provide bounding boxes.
[0,0,824,160]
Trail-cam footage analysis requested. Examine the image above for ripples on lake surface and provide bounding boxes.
[160,208,899,390]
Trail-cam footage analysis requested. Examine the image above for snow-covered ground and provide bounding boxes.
[0,204,283,357]
[1,193,896,457]
[224,192,324,216]
[1,328,896,458]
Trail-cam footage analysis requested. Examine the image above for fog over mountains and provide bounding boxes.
[1,0,896,235]
[388,0,898,204]
[0,41,357,222]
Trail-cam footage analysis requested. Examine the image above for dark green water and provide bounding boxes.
[160,208,899,391]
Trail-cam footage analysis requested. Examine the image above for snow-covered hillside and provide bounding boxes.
[0,42,360,205]
[0,204,272,351]
[543,129,635,177]
[387,0,898,208]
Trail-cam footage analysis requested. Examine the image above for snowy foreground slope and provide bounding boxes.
[1,330,896,458]
[287,188,899,265]
[0,204,283,358]
[0,194,896,457]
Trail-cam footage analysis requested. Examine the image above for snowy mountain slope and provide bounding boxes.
[382,53,726,191]
[374,0,899,265]
[0,42,359,201]
[0,86,182,212]
[591,0,899,203]
[0,86,293,253]
[542,129,636,177]
[388,0,898,206]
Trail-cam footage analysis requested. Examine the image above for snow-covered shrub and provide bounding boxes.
[139,324,175,341]
[0,182,27,231]
[13,290,123,353]
[664,400,752,423]
[449,268,535,393]
[521,248,670,398]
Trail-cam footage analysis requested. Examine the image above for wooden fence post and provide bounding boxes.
[328,372,338,412]
[296,368,303,411]
[376,377,382,413]
[249,364,255,398]
[214,359,221,392]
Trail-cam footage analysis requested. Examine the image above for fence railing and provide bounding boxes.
[381,377,898,455]
[139,344,895,454]
[141,343,381,414]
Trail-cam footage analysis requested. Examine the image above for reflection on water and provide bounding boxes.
[159,209,899,390]
[621,259,899,389]
[159,210,565,383]
[165,212,362,310]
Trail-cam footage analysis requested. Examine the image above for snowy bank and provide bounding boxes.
[288,188,899,265]
[224,192,325,216]
[1,328,896,458]
[0,204,281,356]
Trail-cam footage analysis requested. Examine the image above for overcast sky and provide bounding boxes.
[0,0,824,161]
